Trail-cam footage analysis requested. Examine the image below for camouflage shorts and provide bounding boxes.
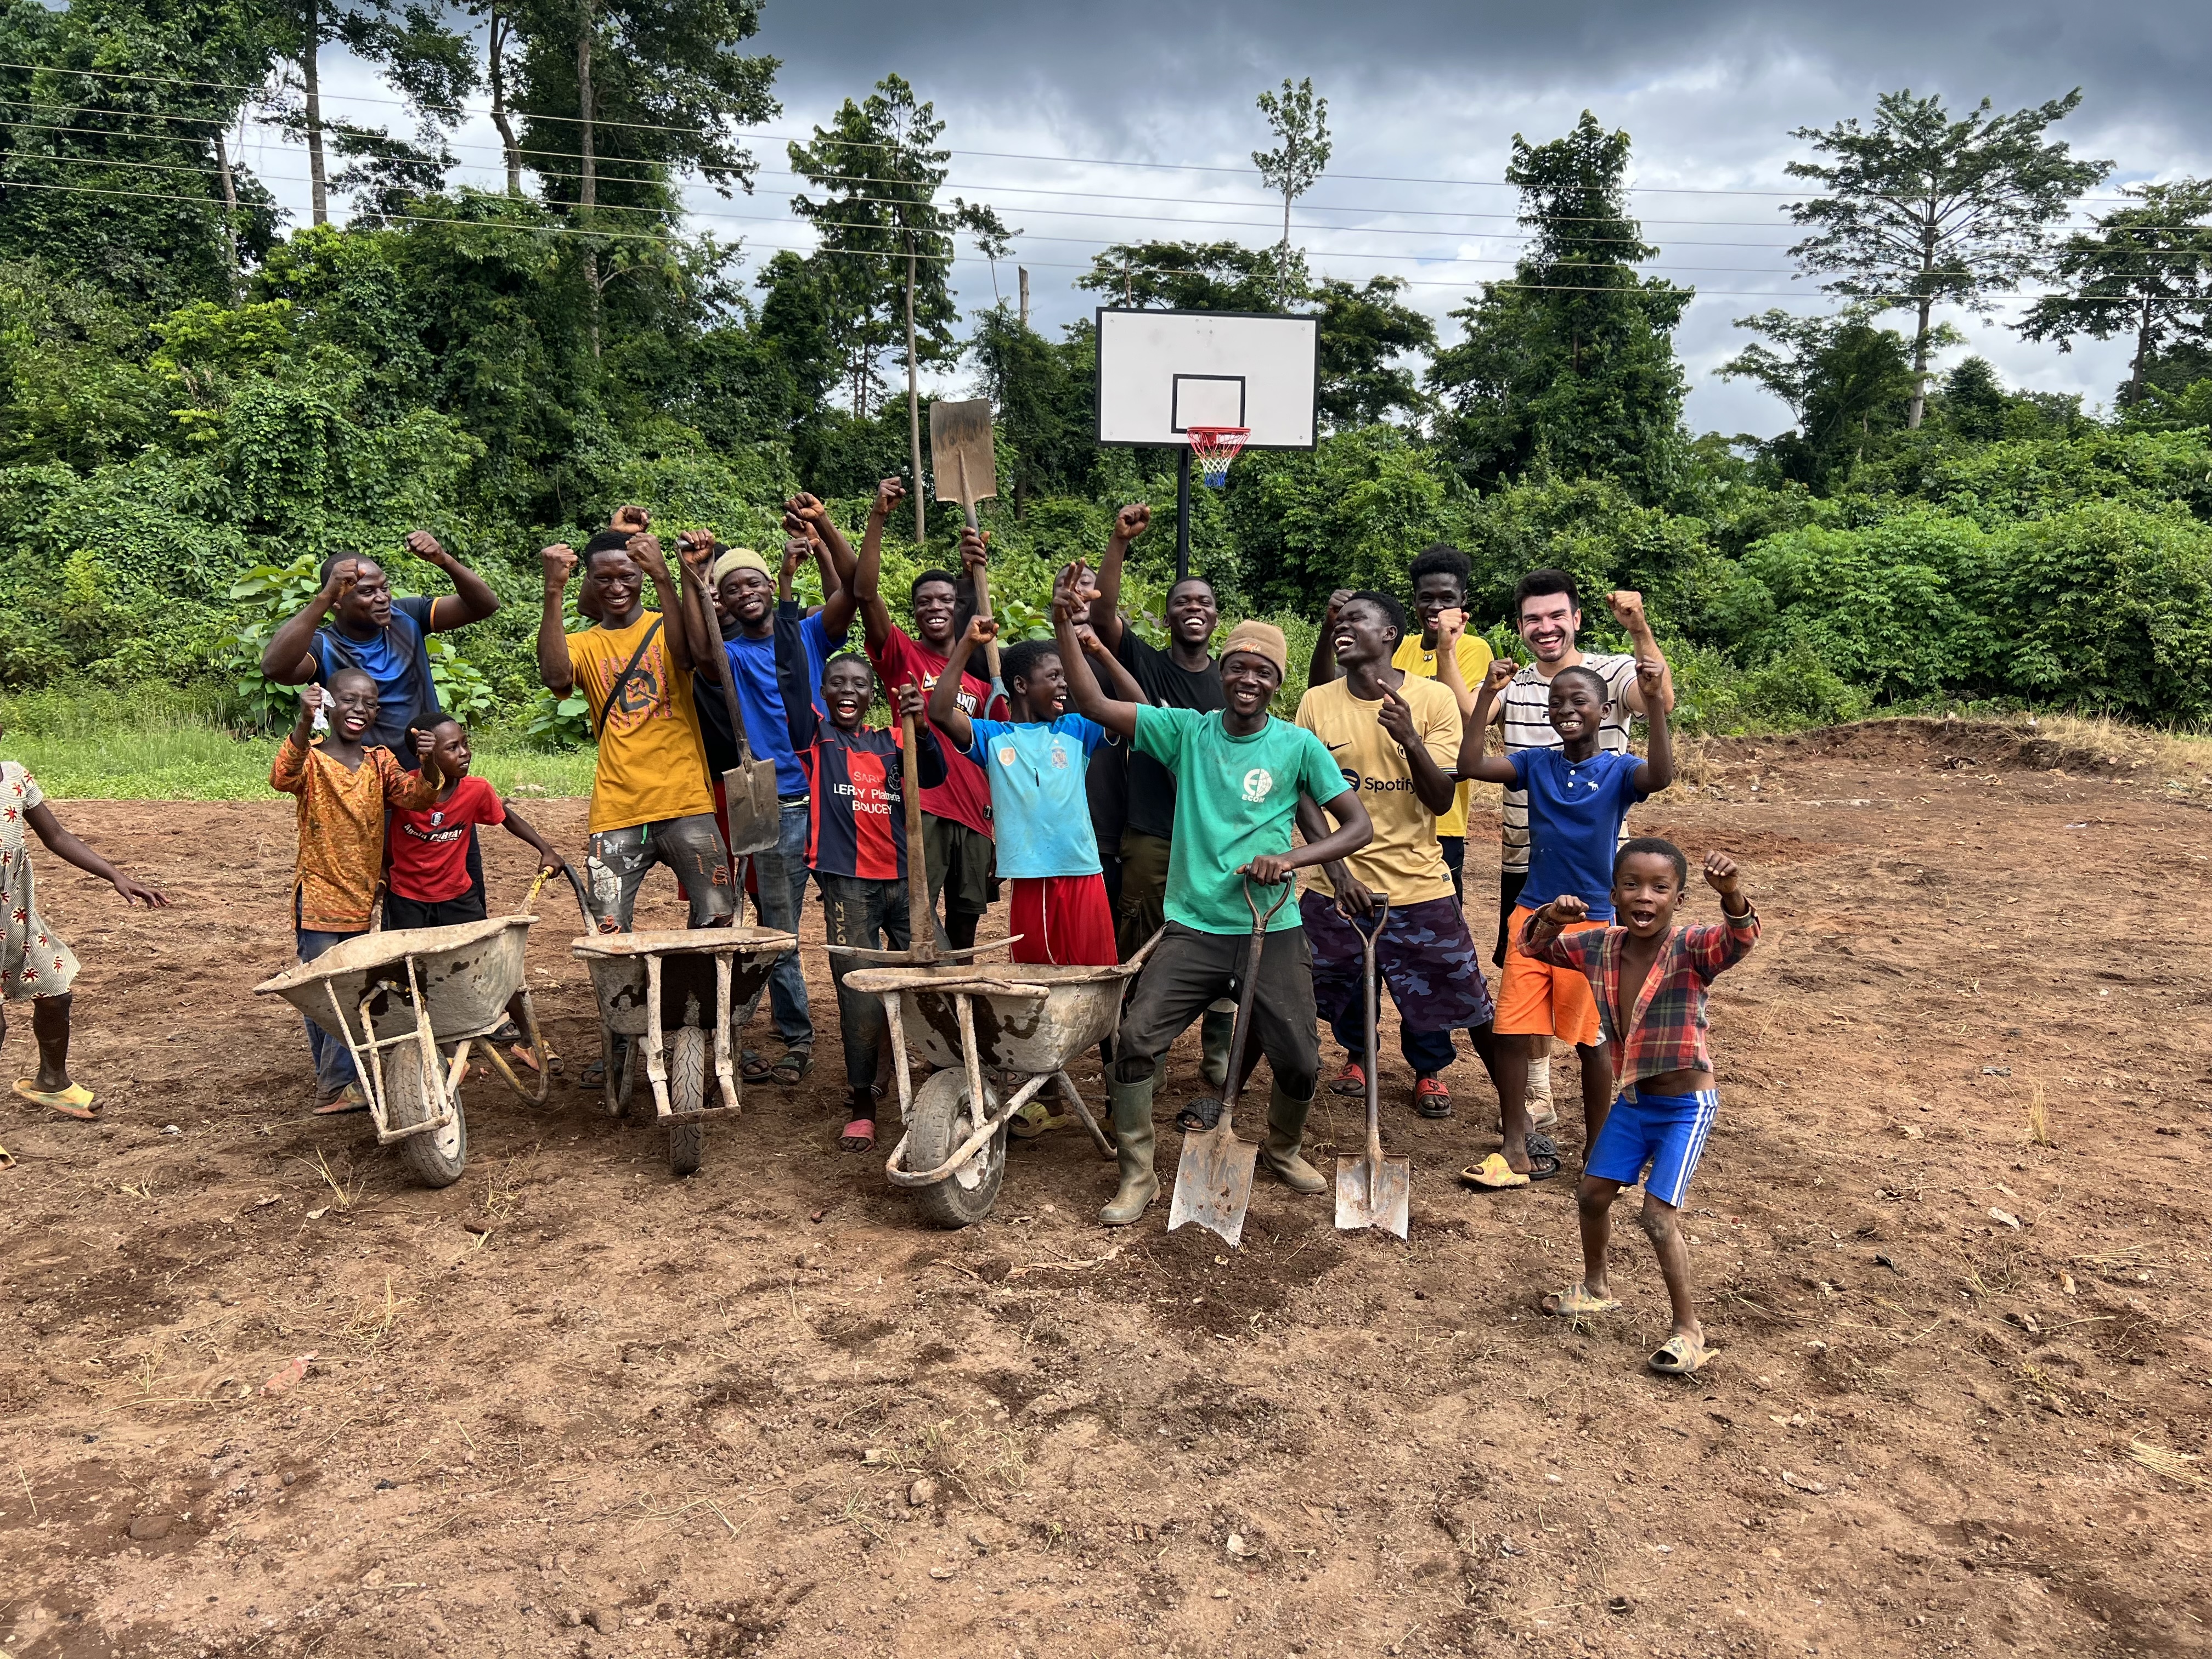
[1301,891,1497,1036]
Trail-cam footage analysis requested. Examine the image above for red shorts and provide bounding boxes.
[1008,874,1117,966]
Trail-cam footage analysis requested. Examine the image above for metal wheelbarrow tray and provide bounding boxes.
[571,925,797,1177]
[255,915,551,1189]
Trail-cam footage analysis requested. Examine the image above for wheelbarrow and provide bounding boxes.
[571,926,795,1177]
[844,933,1162,1228]
[254,914,552,1189]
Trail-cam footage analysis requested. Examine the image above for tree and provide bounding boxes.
[1311,276,1433,428]
[2015,179,2212,407]
[1718,308,1924,487]
[1427,112,1691,500]
[786,74,1009,540]
[969,307,1097,513]
[1784,89,2112,428]
[1076,240,1280,312]
[1252,77,1329,308]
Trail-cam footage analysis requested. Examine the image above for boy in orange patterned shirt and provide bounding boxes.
[270,668,439,1110]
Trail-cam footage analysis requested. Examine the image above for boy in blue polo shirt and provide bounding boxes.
[927,616,1115,968]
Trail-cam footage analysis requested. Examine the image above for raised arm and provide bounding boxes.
[1432,607,1477,719]
[1073,620,1150,706]
[1087,502,1150,651]
[404,531,501,632]
[1606,590,1675,715]
[631,535,692,677]
[1306,588,1353,691]
[259,557,355,684]
[535,544,577,696]
[787,492,860,639]
[895,681,949,791]
[1630,657,1673,795]
[1053,560,1138,742]
[773,598,820,753]
[1455,656,1521,785]
[928,616,992,754]
[675,531,722,682]
[853,476,904,658]
[1243,787,1372,884]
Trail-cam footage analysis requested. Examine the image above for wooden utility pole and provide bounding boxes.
[577,0,599,356]
[301,0,328,225]
[1018,266,1030,329]
[214,126,240,298]
[905,234,925,544]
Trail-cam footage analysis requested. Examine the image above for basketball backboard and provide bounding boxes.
[1094,307,1319,450]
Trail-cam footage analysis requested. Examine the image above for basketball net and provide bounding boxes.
[1185,426,1249,488]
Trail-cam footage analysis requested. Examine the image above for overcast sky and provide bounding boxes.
[270,1,2212,436]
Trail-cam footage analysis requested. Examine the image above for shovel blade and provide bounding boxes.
[721,761,782,856]
[929,399,998,505]
[1334,1154,1412,1239]
[1166,1124,1258,1249]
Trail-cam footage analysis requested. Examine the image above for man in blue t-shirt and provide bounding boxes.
[259,529,503,765]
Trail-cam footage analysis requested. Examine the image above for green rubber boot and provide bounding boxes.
[1100,1075,1160,1227]
[1198,1003,1235,1090]
[1261,1080,1328,1194]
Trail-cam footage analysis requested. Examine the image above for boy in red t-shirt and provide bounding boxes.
[386,717,568,929]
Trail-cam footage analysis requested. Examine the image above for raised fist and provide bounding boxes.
[785,492,827,526]
[626,533,667,578]
[1323,588,1355,622]
[1483,657,1517,696]
[611,505,651,534]
[870,477,906,519]
[1606,590,1647,631]
[957,526,990,572]
[540,543,578,586]
[403,529,448,565]
[1704,851,1743,896]
[964,614,1001,647]
[300,682,327,718]
[675,532,716,573]
[1433,606,1466,646]
[322,556,361,601]
[1113,502,1151,541]
[1635,657,1665,696]
[1540,893,1589,927]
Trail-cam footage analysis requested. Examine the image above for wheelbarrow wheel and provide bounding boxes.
[667,1025,707,1178]
[905,1068,1004,1230]
[387,1047,467,1189]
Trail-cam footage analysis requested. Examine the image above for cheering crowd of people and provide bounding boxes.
[1,482,1758,1374]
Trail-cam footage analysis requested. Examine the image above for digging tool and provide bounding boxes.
[1167,876,1290,1249]
[929,398,1002,690]
[1334,894,1409,1238]
[686,535,780,856]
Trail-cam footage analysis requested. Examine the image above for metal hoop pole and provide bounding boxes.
[1175,444,1191,583]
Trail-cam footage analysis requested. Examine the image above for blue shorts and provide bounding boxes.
[1585,1085,1719,1208]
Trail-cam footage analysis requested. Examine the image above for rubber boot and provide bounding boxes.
[1261,1080,1328,1194]
[1198,1003,1235,1090]
[1100,1075,1159,1227]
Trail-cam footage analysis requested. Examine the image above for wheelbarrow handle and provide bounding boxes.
[561,864,596,930]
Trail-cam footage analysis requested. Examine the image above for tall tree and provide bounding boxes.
[1075,240,1281,312]
[1310,275,1433,428]
[1252,77,1329,308]
[1718,308,1922,486]
[786,74,1008,540]
[1784,89,2111,428]
[1427,112,1690,499]
[2015,179,2212,407]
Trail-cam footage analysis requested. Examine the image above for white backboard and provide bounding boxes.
[1094,307,1319,449]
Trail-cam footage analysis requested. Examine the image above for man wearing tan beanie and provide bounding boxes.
[1053,565,1375,1227]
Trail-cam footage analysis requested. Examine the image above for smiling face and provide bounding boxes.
[1166,578,1218,649]
[336,560,393,631]
[1612,850,1684,939]
[584,547,644,623]
[1547,671,1605,747]
[326,671,379,743]
[1331,597,1397,670]
[427,719,472,779]
[911,579,958,648]
[821,657,874,730]
[1517,590,1580,664]
[1013,650,1068,718]
[1412,571,1465,643]
[1220,650,1280,720]
[718,567,772,629]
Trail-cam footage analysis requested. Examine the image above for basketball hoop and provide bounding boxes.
[1185,426,1249,488]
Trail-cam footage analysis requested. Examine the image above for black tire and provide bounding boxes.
[905,1068,1003,1229]
[667,1025,707,1179]
[387,1045,468,1189]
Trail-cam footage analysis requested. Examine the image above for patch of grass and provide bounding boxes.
[0,684,595,800]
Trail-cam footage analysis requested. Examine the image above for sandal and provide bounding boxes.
[740,1048,774,1083]
[1649,1331,1716,1375]
[1176,1096,1224,1132]
[15,1080,97,1120]
[1330,1060,1366,1098]
[1526,1130,1561,1181]
[1541,1284,1621,1318]
[769,1048,813,1086]
[1009,1098,1074,1140]
[1414,1075,1452,1119]
[839,1118,877,1152]
[1459,1152,1528,1190]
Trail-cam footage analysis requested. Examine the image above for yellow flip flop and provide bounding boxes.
[15,1079,96,1120]
[1458,1152,1529,1190]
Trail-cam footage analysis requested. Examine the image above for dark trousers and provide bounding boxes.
[1109,922,1318,1100]
[1440,834,1465,902]
[817,871,912,1114]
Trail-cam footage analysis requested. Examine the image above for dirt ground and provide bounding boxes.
[4,718,2210,1659]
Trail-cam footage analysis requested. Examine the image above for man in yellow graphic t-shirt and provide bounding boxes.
[1293,592,1511,1127]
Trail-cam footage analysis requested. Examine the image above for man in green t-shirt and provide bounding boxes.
[1054,564,1374,1228]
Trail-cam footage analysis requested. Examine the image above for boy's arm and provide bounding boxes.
[928,617,990,753]
[1629,659,1673,795]
[894,681,949,790]
[1052,561,1138,742]
[270,689,319,792]
[24,802,170,906]
[1455,657,1521,784]
[1073,621,1150,706]
[853,477,904,658]
[1087,503,1149,651]
[537,544,578,695]
[1606,591,1675,715]
[1306,588,1352,690]
[404,531,501,631]
[1522,895,1596,966]
[498,804,568,875]
[1244,786,1370,885]
[1432,609,1477,719]
[788,493,861,639]
[1689,851,1759,972]
[772,598,821,754]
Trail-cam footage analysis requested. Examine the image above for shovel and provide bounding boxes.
[1334,894,1410,1239]
[929,398,1002,691]
[689,553,781,856]
[1168,876,1291,1249]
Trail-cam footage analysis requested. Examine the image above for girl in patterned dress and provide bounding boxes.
[1,744,170,1120]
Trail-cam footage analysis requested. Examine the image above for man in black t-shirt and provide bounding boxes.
[1085,503,1235,1088]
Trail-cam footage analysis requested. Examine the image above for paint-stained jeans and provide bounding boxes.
[582,813,736,932]
[733,802,812,1051]
[296,925,365,1098]
[817,871,914,1112]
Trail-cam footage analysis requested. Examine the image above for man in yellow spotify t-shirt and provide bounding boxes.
[1293,592,1510,1123]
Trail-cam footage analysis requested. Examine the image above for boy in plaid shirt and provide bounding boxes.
[1523,838,1757,1376]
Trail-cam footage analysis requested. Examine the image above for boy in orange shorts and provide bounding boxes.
[1457,654,1671,1183]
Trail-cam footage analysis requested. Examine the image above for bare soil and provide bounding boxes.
[4,719,2210,1659]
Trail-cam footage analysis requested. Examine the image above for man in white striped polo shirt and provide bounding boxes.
[1491,571,1675,1120]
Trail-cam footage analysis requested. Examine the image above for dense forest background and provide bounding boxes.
[4,0,2212,747]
